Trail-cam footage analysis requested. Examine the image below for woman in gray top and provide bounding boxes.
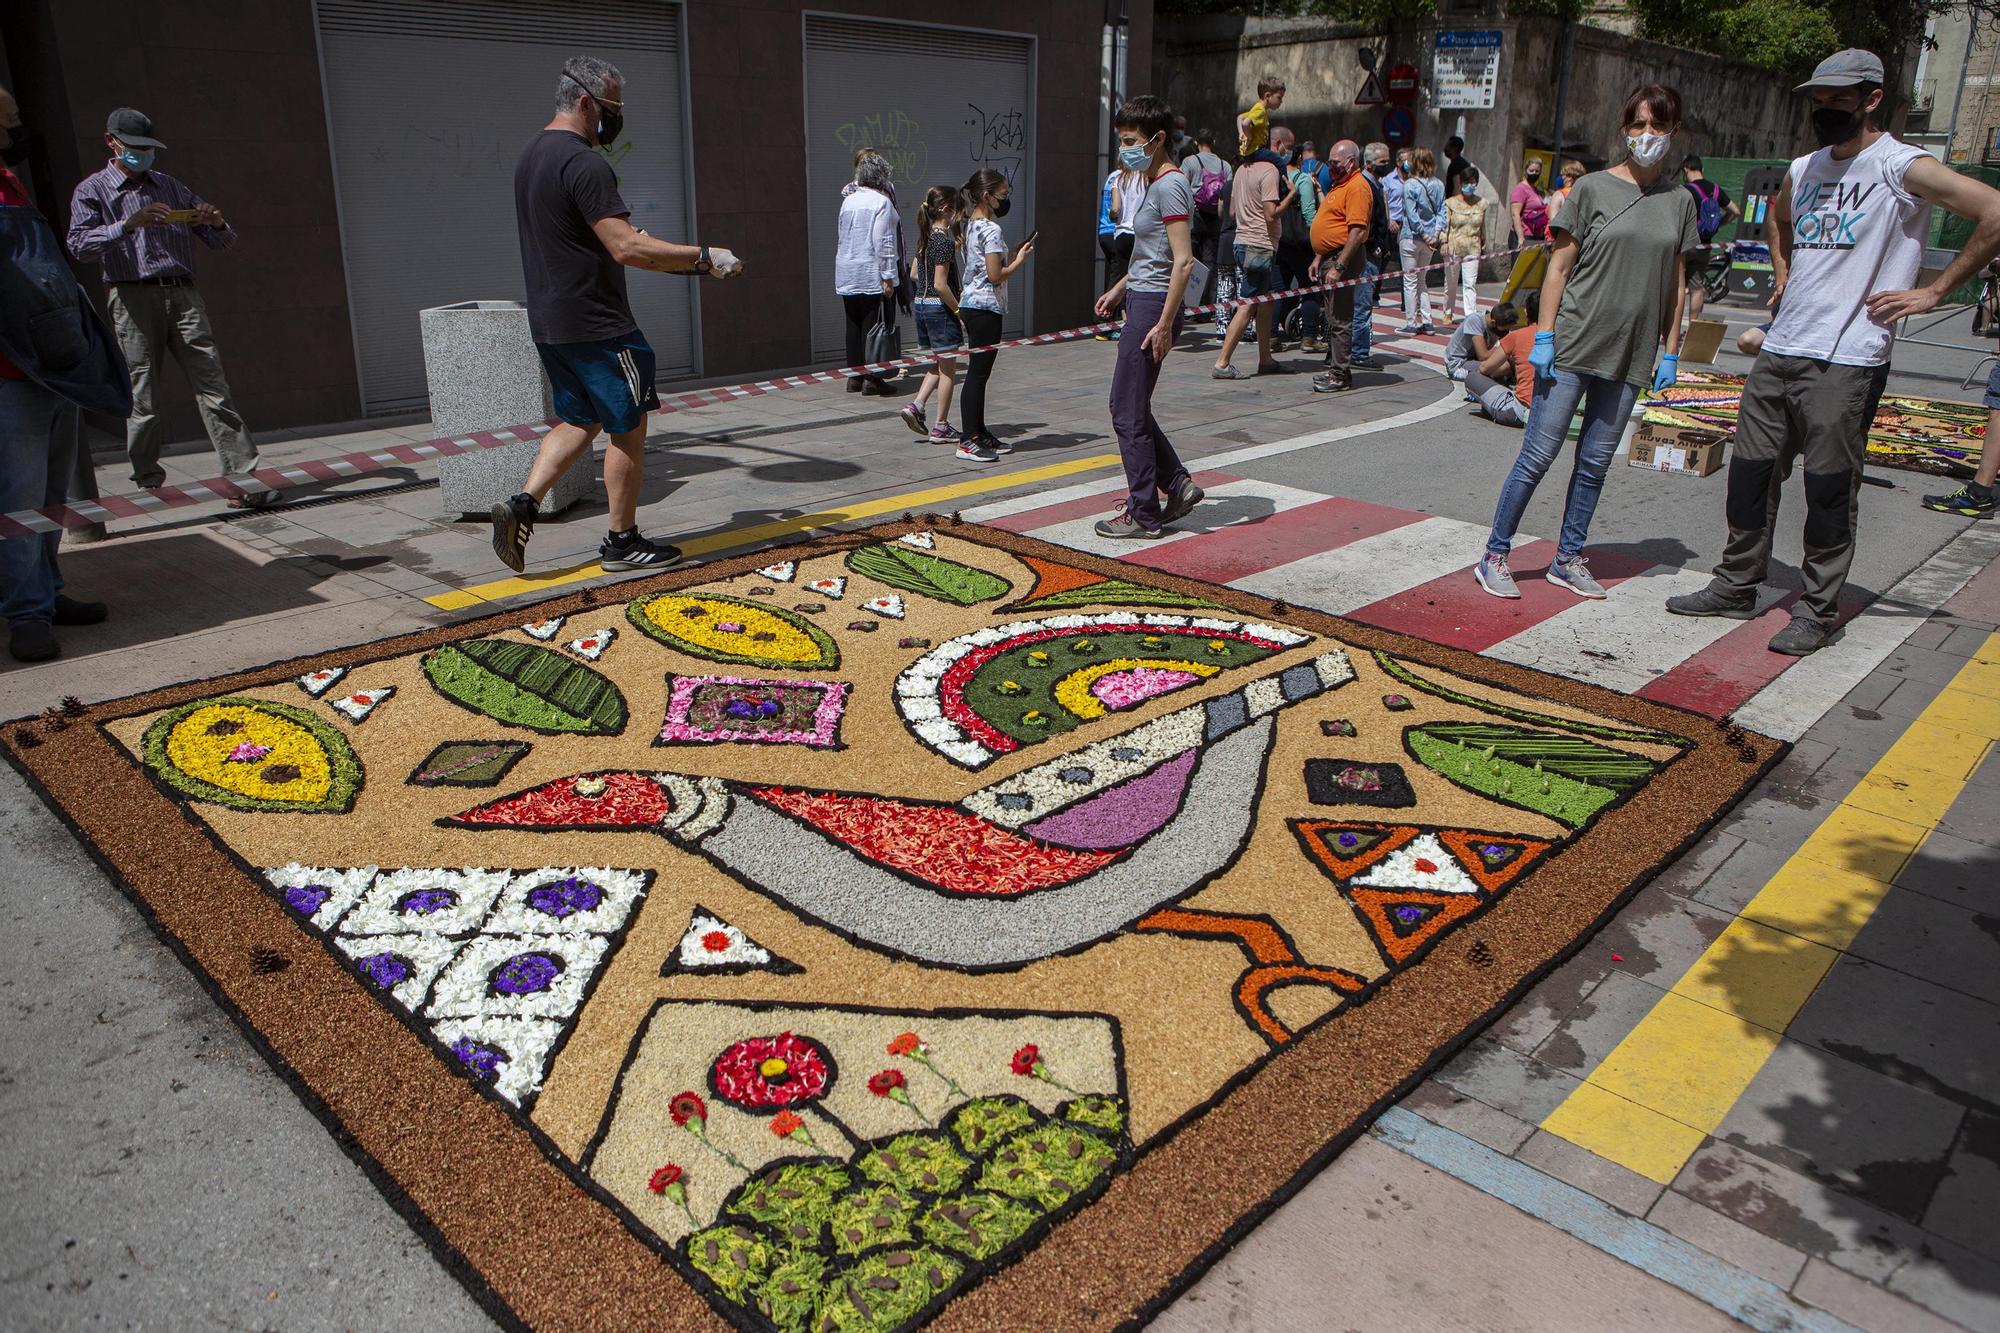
[1475,83,1700,601]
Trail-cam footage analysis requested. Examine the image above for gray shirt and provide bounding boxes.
[1551,171,1700,387]
[1127,168,1194,293]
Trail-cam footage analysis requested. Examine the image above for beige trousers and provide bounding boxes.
[107,282,258,486]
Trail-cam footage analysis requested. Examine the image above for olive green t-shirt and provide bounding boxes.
[1550,171,1701,387]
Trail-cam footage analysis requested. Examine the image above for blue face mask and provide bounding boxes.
[1274,148,1293,165]
[118,145,154,173]
[1118,142,1150,171]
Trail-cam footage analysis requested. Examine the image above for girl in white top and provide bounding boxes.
[955,168,1034,461]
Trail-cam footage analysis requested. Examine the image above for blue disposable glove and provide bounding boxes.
[1652,352,1680,393]
[1527,330,1556,380]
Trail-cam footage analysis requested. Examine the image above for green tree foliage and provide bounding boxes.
[1632,0,1841,76]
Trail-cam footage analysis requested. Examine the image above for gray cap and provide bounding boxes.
[104,107,165,149]
[1795,49,1884,92]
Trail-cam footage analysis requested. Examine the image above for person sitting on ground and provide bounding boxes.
[1444,299,1516,381]
[1738,321,1770,357]
[1922,359,1999,518]
[1467,293,1540,427]
[1238,76,1285,159]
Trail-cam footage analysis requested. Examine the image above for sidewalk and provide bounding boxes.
[3,292,1995,1330]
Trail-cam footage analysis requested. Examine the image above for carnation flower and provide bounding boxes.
[669,1091,708,1127]
[1010,1042,1081,1094]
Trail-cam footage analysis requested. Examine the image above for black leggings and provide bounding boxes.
[841,292,891,383]
[958,308,1004,438]
[1099,232,1134,293]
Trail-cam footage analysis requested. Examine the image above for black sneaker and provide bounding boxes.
[600,532,685,571]
[491,493,537,573]
[8,620,58,663]
[1161,476,1205,524]
[52,595,108,626]
[1921,483,1997,518]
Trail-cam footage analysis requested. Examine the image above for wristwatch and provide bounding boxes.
[691,244,713,276]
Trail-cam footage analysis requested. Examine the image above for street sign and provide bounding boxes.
[1385,62,1420,104]
[1381,107,1415,146]
[1354,71,1386,107]
[1434,30,1502,110]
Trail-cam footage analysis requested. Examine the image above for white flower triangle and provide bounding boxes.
[330,686,394,723]
[898,531,936,549]
[567,627,616,661]
[522,617,565,641]
[758,560,797,582]
[661,906,801,978]
[807,575,847,600]
[1350,834,1483,895]
[297,666,348,698]
[863,594,906,620]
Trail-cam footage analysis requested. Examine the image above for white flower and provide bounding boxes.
[425,933,609,1020]
[426,1014,566,1106]
[863,594,906,620]
[566,627,616,661]
[897,531,936,549]
[330,687,394,722]
[340,867,512,937]
[334,931,463,1011]
[521,618,565,641]
[296,667,348,698]
[1352,836,1482,895]
[262,863,377,932]
[757,561,796,582]
[673,911,771,969]
[806,576,846,599]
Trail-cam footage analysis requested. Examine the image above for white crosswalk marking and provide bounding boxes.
[1231,515,1493,612]
[1485,567,1741,694]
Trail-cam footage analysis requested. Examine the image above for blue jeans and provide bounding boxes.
[1486,367,1638,560]
[0,376,77,626]
[1351,257,1381,361]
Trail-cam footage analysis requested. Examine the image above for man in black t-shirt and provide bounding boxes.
[492,55,742,575]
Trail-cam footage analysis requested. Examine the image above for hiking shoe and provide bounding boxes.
[52,595,107,626]
[1161,476,1205,525]
[491,492,537,573]
[1768,616,1830,656]
[599,531,685,572]
[1665,585,1759,618]
[1094,510,1165,540]
[956,440,1000,464]
[899,402,927,435]
[927,424,961,445]
[1311,370,1353,393]
[1547,555,1607,599]
[1474,553,1519,599]
[1212,364,1248,380]
[1922,483,1997,518]
[8,620,57,663]
[1301,337,1327,354]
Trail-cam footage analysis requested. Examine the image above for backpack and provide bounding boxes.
[1690,181,1724,241]
[1193,154,1228,215]
[1363,173,1393,261]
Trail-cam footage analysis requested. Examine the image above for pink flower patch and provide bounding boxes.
[1090,666,1202,712]
[225,742,272,763]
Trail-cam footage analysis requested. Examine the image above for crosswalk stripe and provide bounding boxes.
[1486,566,1746,696]
[1018,478,1333,557]
[1232,515,1496,612]
[1340,540,1654,651]
[1133,495,1427,587]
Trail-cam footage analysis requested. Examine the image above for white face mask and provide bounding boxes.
[1625,130,1672,167]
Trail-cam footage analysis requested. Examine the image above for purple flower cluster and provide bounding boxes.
[284,884,331,917]
[396,887,459,916]
[356,952,413,989]
[450,1037,508,1081]
[526,876,602,920]
[489,951,563,996]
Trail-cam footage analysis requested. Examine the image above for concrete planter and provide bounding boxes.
[418,301,590,517]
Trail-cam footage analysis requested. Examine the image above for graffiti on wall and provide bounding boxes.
[964,102,1026,183]
[834,112,929,186]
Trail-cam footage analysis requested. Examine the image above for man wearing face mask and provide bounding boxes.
[1352,143,1397,366]
[1668,49,2000,654]
[494,57,743,575]
[67,108,276,506]
[1308,140,1373,394]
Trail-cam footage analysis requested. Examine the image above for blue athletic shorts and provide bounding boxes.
[534,331,658,434]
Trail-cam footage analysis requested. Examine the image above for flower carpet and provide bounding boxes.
[1643,368,1986,475]
[3,520,1781,1331]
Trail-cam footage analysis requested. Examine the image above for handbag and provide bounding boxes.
[863,300,902,367]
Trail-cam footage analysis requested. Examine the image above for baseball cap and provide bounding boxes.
[105,107,165,149]
[1795,50,1884,92]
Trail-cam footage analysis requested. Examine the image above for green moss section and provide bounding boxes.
[686,1223,779,1303]
[752,1249,831,1333]
[724,1160,853,1249]
[141,696,362,814]
[810,1248,964,1332]
[975,1123,1119,1212]
[1372,651,1690,748]
[423,640,627,735]
[966,629,1279,744]
[854,1132,973,1196]
[1060,1094,1126,1137]
[945,1095,1042,1157]
[917,1190,1043,1262]
[827,1184,924,1257]
[845,544,1012,605]
[1404,721,1659,831]
[1007,577,1224,613]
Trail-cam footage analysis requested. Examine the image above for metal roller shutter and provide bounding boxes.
[802,14,1036,363]
[315,0,697,416]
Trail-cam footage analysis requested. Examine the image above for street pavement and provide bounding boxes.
[2,291,1996,1331]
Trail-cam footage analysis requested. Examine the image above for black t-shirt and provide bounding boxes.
[513,130,634,345]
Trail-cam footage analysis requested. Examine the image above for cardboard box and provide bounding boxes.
[1630,422,1727,477]
[1681,319,1727,364]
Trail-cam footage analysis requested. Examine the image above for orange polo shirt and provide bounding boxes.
[1310,171,1372,257]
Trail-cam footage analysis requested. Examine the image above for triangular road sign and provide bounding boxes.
[1355,71,1387,106]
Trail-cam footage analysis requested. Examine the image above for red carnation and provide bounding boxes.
[669,1090,708,1126]
[647,1163,683,1193]
[887,1031,921,1057]
[868,1068,906,1096]
[1011,1044,1040,1076]
[700,930,732,952]
[771,1109,803,1137]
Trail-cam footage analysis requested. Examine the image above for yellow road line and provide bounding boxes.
[1540,635,2000,1183]
[424,452,1123,610]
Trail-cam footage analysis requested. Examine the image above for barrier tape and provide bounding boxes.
[4,241,1542,540]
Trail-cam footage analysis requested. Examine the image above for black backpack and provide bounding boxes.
[1363,173,1393,262]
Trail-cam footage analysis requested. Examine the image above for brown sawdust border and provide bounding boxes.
[2,517,1784,1332]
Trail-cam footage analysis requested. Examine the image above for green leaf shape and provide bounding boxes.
[945,1095,1042,1158]
[854,1131,974,1196]
[809,1247,965,1332]
[1007,577,1225,613]
[752,1249,830,1333]
[423,640,627,735]
[1060,1094,1127,1137]
[827,1184,924,1257]
[1373,651,1690,748]
[685,1223,779,1303]
[975,1121,1119,1212]
[845,543,1012,605]
[142,696,363,814]
[917,1190,1043,1261]
[626,590,840,670]
[1403,721,1660,830]
[724,1160,853,1248]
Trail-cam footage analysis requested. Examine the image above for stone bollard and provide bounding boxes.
[419,301,591,517]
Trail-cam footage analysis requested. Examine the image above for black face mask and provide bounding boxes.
[1811,106,1863,147]
[1369,162,1391,176]
[594,101,624,147]
[0,125,31,166]
[993,196,1011,218]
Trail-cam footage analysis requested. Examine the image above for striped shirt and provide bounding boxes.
[66,161,236,282]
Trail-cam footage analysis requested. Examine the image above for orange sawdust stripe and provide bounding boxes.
[1135,907,1297,964]
[1238,964,1372,1044]
[1012,554,1110,604]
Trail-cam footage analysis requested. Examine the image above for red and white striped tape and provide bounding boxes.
[3,242,1543,540]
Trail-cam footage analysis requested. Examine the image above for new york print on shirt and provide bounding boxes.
[1791,178,1875,252]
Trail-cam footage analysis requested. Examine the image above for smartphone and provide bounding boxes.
[1023,230,1039,249]
[160,208,203,225]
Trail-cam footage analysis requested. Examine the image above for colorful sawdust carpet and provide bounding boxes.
[4,521,1780,1331]
[1645,368,1987,475]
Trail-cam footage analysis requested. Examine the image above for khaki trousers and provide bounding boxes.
[107,282,258,487]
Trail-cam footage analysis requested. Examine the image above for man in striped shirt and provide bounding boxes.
[66,107,276,505]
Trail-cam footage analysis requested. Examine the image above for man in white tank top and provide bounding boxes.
[1667,49,2000,654]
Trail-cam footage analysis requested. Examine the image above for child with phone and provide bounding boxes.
[954,169,1033,463]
